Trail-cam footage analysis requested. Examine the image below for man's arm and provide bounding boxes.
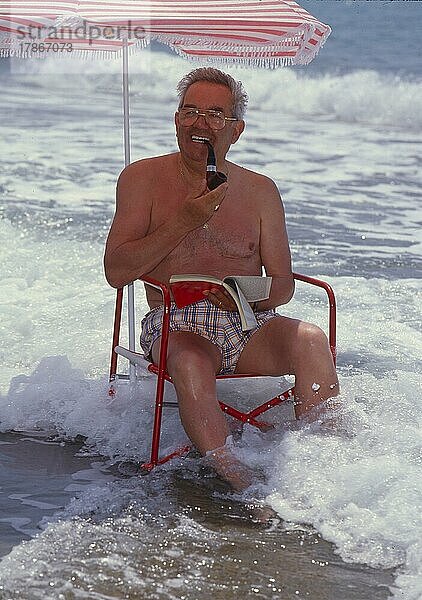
[255,177,294,310]
[104,160,228,289]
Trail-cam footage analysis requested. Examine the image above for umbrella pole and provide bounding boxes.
[122,36,136,382]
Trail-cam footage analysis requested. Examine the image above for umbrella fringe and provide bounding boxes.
[167,42,322,68]
[171,47,295,68]
[0,48,319,65]
[0,49,319,66]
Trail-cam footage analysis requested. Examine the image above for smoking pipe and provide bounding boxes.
[204,141,227,190]
[192,136,227,190]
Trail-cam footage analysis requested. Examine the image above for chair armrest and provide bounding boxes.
[292,272,337,364]
[139,275,172,310]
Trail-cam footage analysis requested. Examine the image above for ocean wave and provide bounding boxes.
[7,51,422,132]
[250,68,422,132]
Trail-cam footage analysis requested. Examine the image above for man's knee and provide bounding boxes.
[297,322,330,353]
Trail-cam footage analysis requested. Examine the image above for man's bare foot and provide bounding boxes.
[204,442,256,492]
[242,502,279,526]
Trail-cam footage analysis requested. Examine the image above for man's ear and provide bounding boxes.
[174,111,181,141]
[231,120,245,144]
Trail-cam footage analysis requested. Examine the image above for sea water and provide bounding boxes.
[0,2,421,598]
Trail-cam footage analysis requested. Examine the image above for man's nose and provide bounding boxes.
[196,113,210,128]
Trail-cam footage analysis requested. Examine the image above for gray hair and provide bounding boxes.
[177,67,248,120]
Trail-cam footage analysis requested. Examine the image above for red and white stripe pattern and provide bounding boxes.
[0,1,76,33]
[0,0,331,65]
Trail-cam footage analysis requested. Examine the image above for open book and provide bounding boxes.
[169,274,272,331]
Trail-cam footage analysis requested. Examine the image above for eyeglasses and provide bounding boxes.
[178,108,237,130]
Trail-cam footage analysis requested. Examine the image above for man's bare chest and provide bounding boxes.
[152,195,259,261]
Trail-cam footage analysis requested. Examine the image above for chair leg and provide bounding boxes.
[219,401,273,430]
[247,386,295,420]
[147,298,172,468]
[149,369,166,467]
[140,385,296,471]
[141,369,191,472]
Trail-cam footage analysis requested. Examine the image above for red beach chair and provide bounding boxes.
[108,273,336,471]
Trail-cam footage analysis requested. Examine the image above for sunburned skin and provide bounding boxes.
[168,226,257,264]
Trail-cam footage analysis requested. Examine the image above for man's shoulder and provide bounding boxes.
[231,162,276,184]
[116,154,177,205]
[119,153,175,179]
[230,163,279,197]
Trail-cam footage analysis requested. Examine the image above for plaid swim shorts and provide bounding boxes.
[140,299,280,375]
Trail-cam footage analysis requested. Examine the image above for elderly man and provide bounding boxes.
[104,67,339,490]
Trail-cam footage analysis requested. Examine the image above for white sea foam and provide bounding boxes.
[264,372,422,598]
[0,508,225,599]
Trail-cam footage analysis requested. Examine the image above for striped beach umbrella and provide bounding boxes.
[0,0,330,66]
[0,0,331,369]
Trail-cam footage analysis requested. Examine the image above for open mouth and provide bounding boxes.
[191,135,210,144]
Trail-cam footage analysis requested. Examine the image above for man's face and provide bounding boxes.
[175,81,244,164]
